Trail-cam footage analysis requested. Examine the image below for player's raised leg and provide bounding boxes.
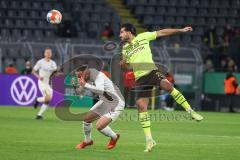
[160,79,203,121]
[137,98,156,152]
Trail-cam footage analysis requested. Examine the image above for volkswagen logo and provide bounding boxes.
[10,76,37,105]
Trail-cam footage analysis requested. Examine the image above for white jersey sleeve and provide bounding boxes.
[85,83,104,95]
[33,60,41,71]
[85,74,104,95]
[84,69,124,103]
[51,61,57,72]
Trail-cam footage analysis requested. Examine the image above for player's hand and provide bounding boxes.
[181,26,193,32]
[71,78,76,86]
[78,77,86,87]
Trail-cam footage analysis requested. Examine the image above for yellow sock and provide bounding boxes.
[139,112,152,141]
[170,88,193,112]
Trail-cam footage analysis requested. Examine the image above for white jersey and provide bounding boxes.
[33,58,57,84]
[84,69,124,109]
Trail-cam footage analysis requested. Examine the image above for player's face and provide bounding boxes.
[25,61,31,68]
[119,27,131,41]
[76,69,90,81]
[44,49,52,59]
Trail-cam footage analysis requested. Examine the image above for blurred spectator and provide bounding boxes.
[224,72,238,112]
[173,43,181,53]
[204,57,214,72]
[203,25,219,49]
[229,28,240,67]
[21,60,32,75]
[57,20,78,38]
[203,25,223,66]
[227,58,238,72]
[234,27,240,36]
[216,57,228,72]
[5,63,18,74]
[102,23,114,40]
[223,25,235,47]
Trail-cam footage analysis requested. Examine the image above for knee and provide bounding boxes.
[84,119,92,124]
[96,123,104,131]
[45,95,51,103]
[43,94,52,104]
[167,86,174,93]
[161,79,174,93]
[137,99,147,112]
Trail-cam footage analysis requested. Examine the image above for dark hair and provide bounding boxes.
[121,23,136,36]
[76,64,88,72]
[43,47,52,56]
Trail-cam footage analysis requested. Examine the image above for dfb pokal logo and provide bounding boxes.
[10,76,37,105]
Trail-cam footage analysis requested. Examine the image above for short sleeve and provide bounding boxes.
[52,61,57,71]
[33,60,41,71]
[138,31,157,41]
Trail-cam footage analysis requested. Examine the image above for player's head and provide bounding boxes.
[76,64,90,81]
[119,23,136,41]
[25,60,31,69]
[44,47,52,60]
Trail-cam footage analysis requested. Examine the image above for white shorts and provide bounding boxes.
[103,110,122,122]
[38,80,53,98]
[90,99,125,122]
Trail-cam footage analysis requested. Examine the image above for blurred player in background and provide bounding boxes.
[73,65,125,150]
[119,23,204,152]
[32,48,57,120]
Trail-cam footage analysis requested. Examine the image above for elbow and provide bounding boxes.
[156,31,166,37]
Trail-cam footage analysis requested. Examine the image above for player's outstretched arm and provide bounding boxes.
[156,26,193,37]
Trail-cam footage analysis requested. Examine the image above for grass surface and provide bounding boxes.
[0,106,240,160]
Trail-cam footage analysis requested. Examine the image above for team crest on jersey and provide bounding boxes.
[124,40,145,58]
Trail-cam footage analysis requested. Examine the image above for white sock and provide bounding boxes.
[83,122,92,143]
[99,126,117,139]
[146,135,153,141]
[37,104,48,116]
[37,97,45,103]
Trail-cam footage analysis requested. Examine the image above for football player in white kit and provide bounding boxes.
[32,48,57,120]
[73,65,125,150]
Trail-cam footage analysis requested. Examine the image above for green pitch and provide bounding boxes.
[0,106,240,160]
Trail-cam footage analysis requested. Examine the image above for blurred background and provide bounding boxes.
[1,0,240,112]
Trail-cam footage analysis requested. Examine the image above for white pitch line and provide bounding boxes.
[120,142,240,146]
[191,134,240,139]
